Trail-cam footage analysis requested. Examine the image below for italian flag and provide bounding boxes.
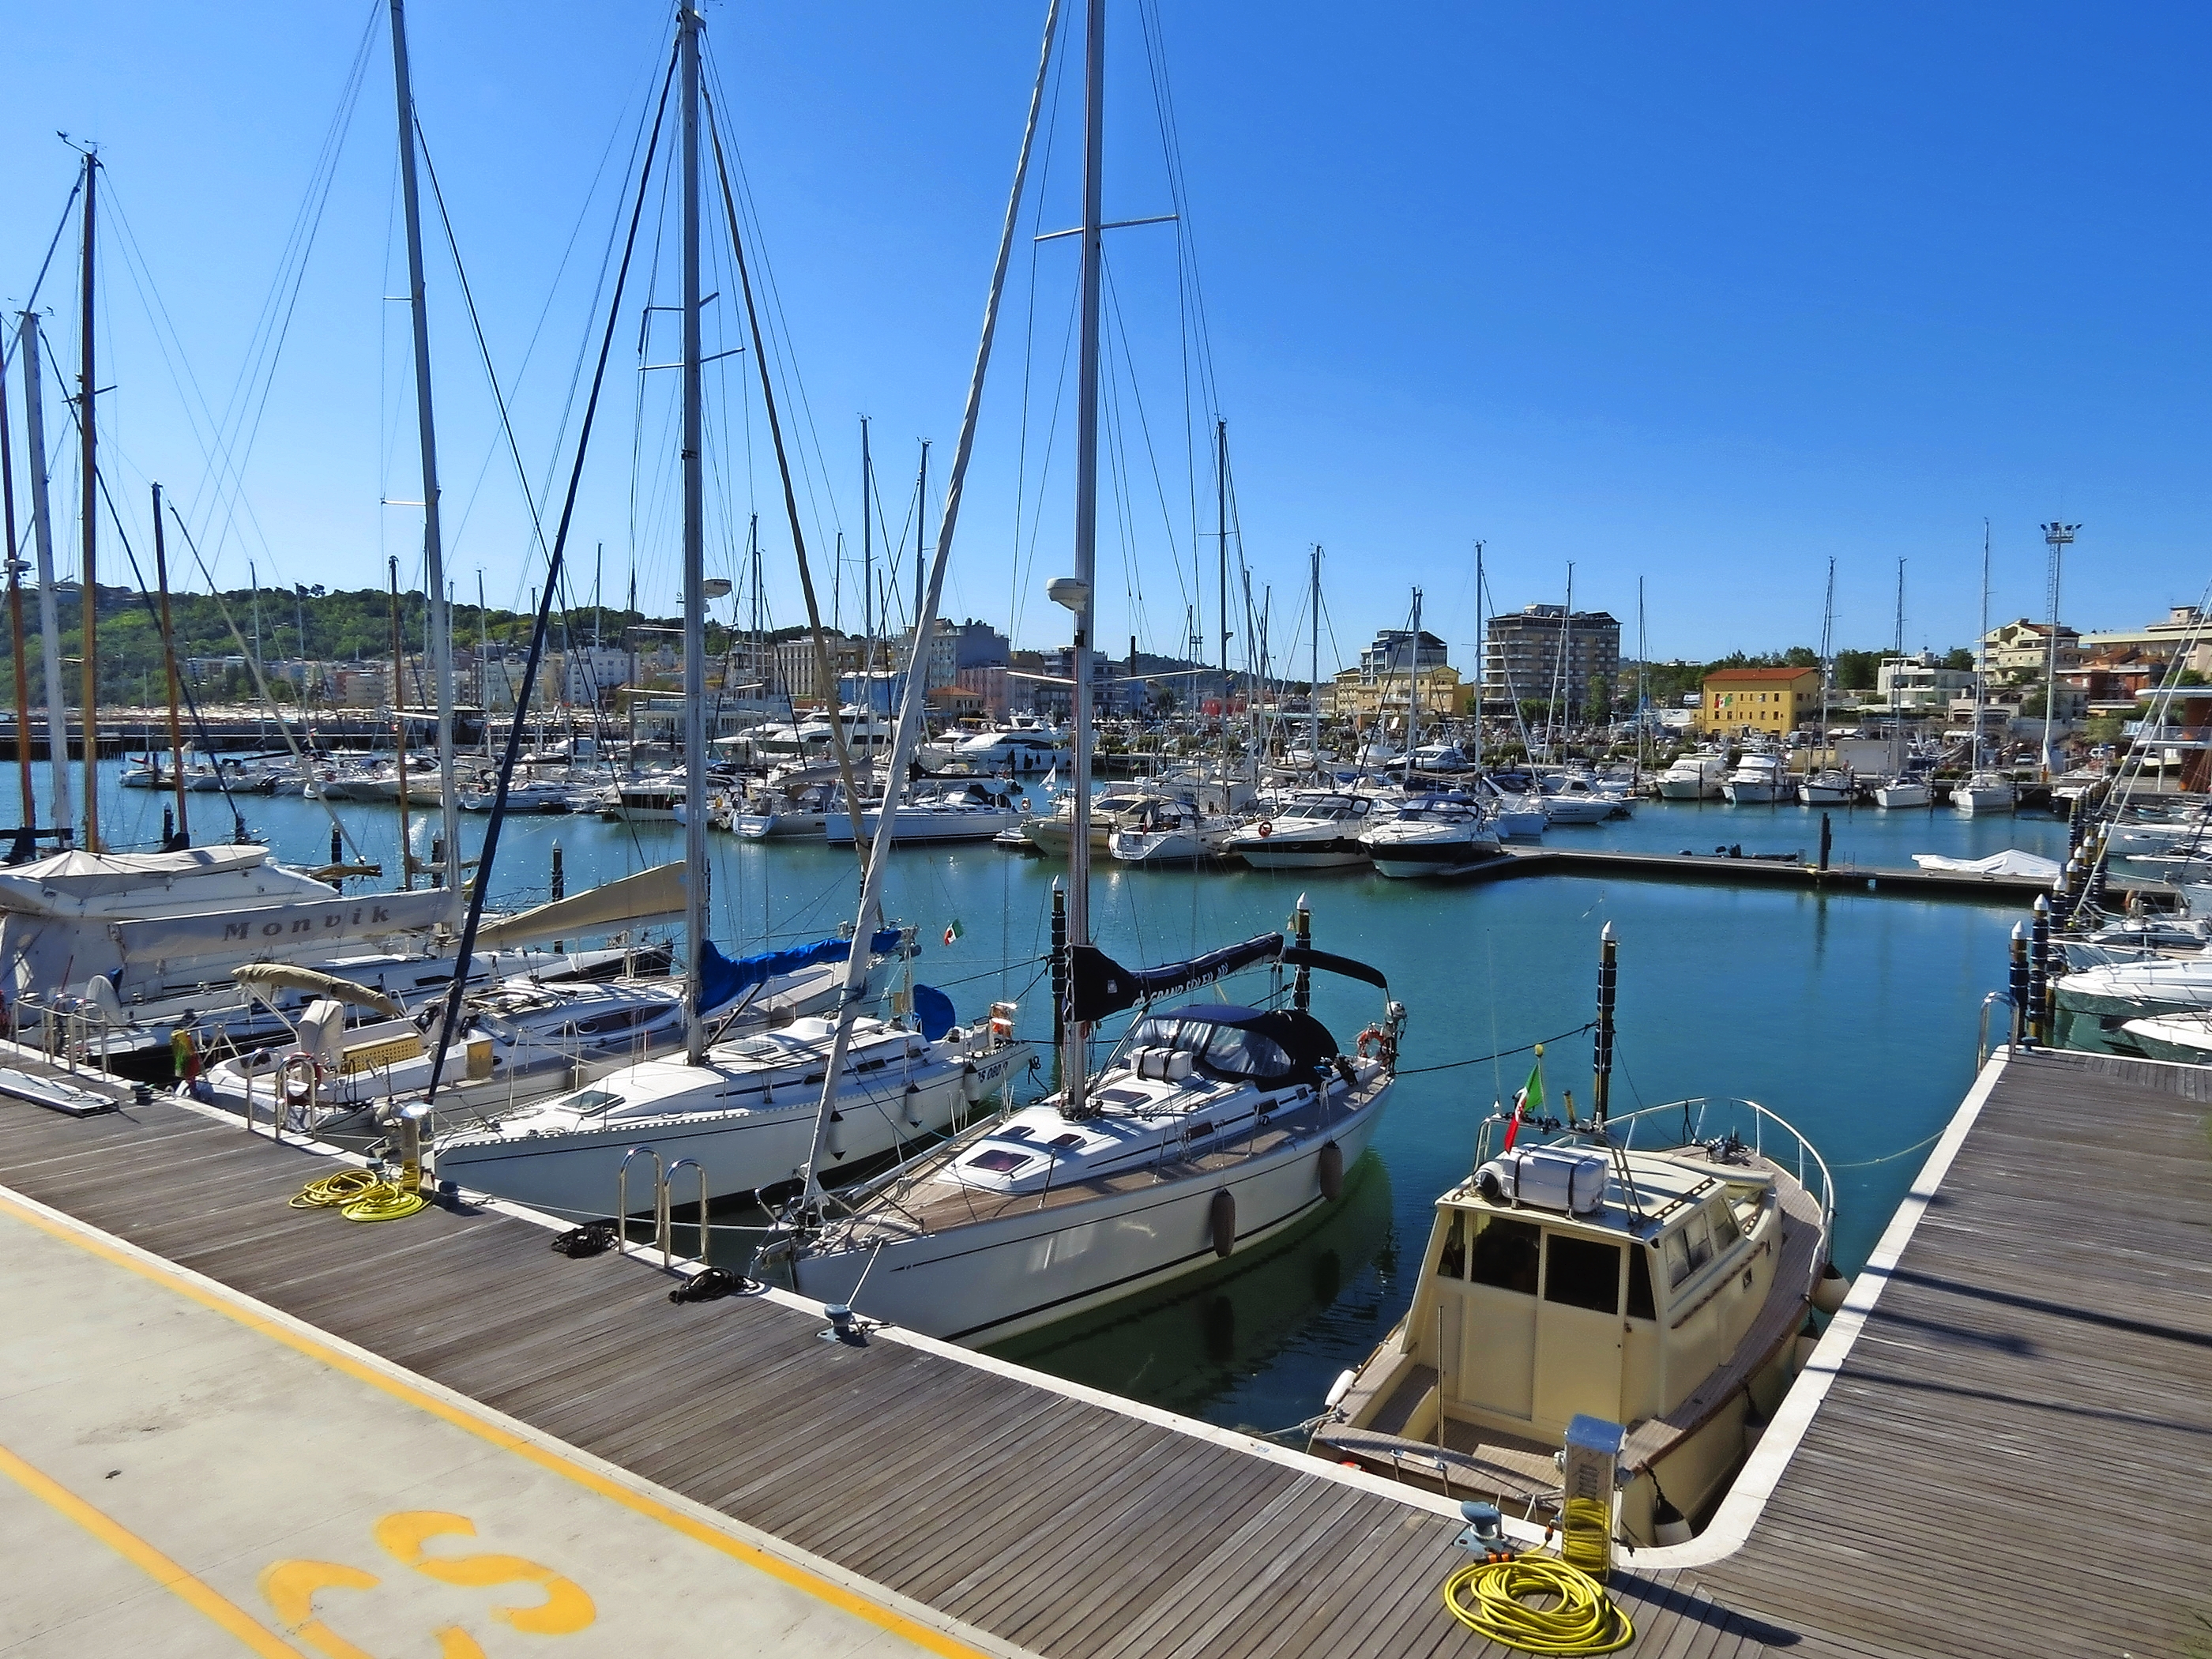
[943,919,965,947]
[1503,1044,1545,1151]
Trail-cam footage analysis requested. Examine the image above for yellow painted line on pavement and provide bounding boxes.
[0,1187,996,1659]
[0,1440,307,1658]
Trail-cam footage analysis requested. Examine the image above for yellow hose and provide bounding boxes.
[1440,1552,1634,1655]
[288,1170,429,1223]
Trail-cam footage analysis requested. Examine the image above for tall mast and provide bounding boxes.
[1308,545,1321,766]
[152,483,187,841]
[914,438,929,639]
[1215,416,1228,713]
[860,416,873,686]
[679,1,708,1065]
[1817,555,1835,758]
[389,0,460,902]
[2039,520,2075,779]
[1974,520,1990,767]
[1472,540,1484,773]
[1063,0,1106,1118]
[1407,587,1423,766]
[1890,558,1905,773]
[0,333,30,825]
[1635,573,1647,777]
[389,558,413,888]
[17,316,70,834]
[77,150,100,852]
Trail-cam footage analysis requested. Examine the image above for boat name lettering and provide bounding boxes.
[223,903,397,942]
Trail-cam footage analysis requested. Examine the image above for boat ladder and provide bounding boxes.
[616,1146,711,1269]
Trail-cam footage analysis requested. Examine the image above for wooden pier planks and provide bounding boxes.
[1687,1049,2212,1659]
[0,1090,1774,1658]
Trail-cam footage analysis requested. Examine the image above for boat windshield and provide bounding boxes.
[568,1089,626,1119]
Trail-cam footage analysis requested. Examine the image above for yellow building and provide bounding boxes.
[1696,666,1819,735]
[1324,664,1473,724]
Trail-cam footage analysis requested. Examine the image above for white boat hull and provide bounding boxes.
[1721,781,1785,804]
[1951,785,2015,815]
[785,1094,1385,1345]
[1872,781,1931,809]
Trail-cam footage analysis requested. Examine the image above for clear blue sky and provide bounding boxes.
[2,2,2205,675]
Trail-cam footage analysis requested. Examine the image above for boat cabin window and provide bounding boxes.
[1543,1234,1623,1315]
[1706,1195,1745,1243]
[568,1089,625,1118]
[1664,1210,1717,1288]
[1438,1212,1465,1279]
[968,1148,1031,1173]
[1467,1216,1540,1295]
[1627,1246,1657,1321]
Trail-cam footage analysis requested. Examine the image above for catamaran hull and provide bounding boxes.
[429,1042,1033,1219]
[784,1098,1385,1346]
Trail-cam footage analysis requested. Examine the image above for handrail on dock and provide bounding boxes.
[616,1145,666,1264]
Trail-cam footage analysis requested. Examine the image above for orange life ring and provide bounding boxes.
[1257,821,1274,838]
[1355,1025,1385,1059]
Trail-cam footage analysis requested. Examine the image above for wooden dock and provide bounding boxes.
[3,1042,2206,1655]
[1473,844,2148,905]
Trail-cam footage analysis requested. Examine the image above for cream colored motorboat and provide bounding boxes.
[1312,1097,1834,1544]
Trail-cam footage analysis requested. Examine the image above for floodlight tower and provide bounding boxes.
[2039,521,2078,778]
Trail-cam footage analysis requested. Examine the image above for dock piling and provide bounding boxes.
[2027,897,2050,1045]
[2008,923,2031,1048]
[1050,879,1066,1043]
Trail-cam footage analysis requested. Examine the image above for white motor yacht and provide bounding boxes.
[1109,799,1246,865]
[732,779,837,840]
[2118,1008,2212,1063]
[1656,751,1729,800]
[1796,768,1856,806]
[1871,776,1932,809]
[1362,799,1503,878]
[826,780,1025,845]
[1721,751,1789,804]
[2054,957,2212,1050]
[1224,793,1375,870]
[1021,782,1157,856]
[759,944,1401,1345]
[1312,1096,1833,1544]
[1538,774,1623,825]
[1951,771,2017,815]
[605,774,690,822]
[1477,780,1548,841]
[430,1011,1030,1218]
[950,717,1070,773]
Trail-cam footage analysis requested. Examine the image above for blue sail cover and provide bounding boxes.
[695,928,903,1014]
[913,984,957,1041]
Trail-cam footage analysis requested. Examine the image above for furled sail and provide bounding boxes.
[1068,933,1285,1024]
[231,965,407,1018]
[466,862,687,950]
[107,886,457,966]
[695,928,905,1014]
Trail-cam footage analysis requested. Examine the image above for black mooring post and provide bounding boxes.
[1818,811,1832,873]
[1593,922,1616,1124]
[1291,893,1311,1013]
[2008,923,2031,1048]
[1050,879,1067,1044]
[2027,896,2050,1045]
[551,841,566,901]
[330,824,342,867]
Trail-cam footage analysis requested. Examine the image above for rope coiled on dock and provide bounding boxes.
[1441,1550,1633,1654]
[288,1169,429,1223]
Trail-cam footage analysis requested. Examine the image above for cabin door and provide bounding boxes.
[1531,1232,1625,1429]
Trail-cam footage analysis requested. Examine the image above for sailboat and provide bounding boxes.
[758,0,1401,1346]
[1872,559,1932,809]
[1954,523,2017,816]
[429,4,1026,1216]
[1797,558,1855,805]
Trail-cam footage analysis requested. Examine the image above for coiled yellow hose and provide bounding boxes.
[288,1170,429,1223]
[1440,1552,1634,1655]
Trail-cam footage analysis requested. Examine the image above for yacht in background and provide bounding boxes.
[1656,750,1729,800]
[1363,798,1503,878]
[1224,792,1375,870]
[1721,750,1789,804]
[1951,772,2017,816]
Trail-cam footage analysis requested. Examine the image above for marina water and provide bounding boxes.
[63,764,2068,1439]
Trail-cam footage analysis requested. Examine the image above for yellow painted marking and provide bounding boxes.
[372,1510,595,1635]
[258,1560,381,1659]
[0,1187,991,1659]
[0,1439,307,1658]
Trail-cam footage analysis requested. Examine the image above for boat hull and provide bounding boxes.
[784,1093,1386,1345]
[1871,782,1931,809]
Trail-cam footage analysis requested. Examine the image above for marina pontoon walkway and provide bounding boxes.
[3,1044,2204,1655]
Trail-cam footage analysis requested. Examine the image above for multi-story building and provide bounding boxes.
[1696,666,1820,735]
[897,618,961,690]
[1359,628,1448,680]
[1482,605,1622,716]
[563,645,631,710]
[1324,664,1471,724]
[774,633,866,705]
[1874,653,1977,713]
[2078,606,2212,679]
[1981,619,2081,682]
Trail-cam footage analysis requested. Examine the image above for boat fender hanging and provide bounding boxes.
[1318,1141,1345,1202]
[1812,1261,1851,1315]
[905,1082,926,1127]
[1209,1189,1236,1259]
[826,1109,847,1161]
[961,1063,986,1105]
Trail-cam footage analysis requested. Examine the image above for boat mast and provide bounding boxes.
[2039,519,2075,779]
[151,483,187,842]
[1635,574,1647,781]
[1974,520,1989,769]
[0,342,30,826]
[76,149,100,852]
[389,557,413,888]
[679,0,708,1064]
[1406,587,1422,773]
[1064,0,1106,1119]
[1472,540,1484,775]
[1308,544,1321,766]
[1816,555,1835,763]
[1890,558,1905,776]
[914,438,929,644]
[388,0,461,902]
[17,315,71,837]
[1215,417,1228,729]
[860,416,873,687]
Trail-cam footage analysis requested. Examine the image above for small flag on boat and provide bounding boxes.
[1041,766,1058,793]
[1503,1044,1545,1150]
[943,919,965,947]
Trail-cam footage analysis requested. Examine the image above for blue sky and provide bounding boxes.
[2,2,2205,674]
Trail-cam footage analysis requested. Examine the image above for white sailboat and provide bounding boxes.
[1954,523,2015,815]
[758,0,1400,1345]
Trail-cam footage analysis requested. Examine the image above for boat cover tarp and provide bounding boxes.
[695,927,903,1014]
[914,983,957,1041]
[231,965,407,1018]
[468,862,687,950]
[0,845,270,914]
[107,886,457,965]
[1281,946,1390,992]
[1069,933,1285,1023]
[1909,849,2063,878]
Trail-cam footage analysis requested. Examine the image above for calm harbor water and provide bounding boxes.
[53,763,2070,1438]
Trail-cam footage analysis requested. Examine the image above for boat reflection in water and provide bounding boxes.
[991,1150,1397,1431]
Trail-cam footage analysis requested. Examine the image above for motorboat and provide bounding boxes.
[1477,778,1548,841]
[1656,750,1729,800]
[1224,793,1375,871]
[757,941,1401,1345]
[457,776,573,814]
[1537,773,1625,825]
[1021,782,1160,856]
[1720,751,1789,804]
[731,779,837,840]
[605,774,689,822]
[2054,956,2212,1048]
[1362,799,1504,878]
[949,717,1070,773]
[1108,799,1247,865]
[429,1008,1031,1218]
[1796,768,1856,806]
[1871,777,1932,809]
[826,780,1025,845]
[2117,1008,2212,1063]
[1950,771,2017,816]
[1312,1094,1833,1543]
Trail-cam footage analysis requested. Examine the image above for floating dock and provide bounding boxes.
[2,1042,2205,1656]
[1472,844,2153,905]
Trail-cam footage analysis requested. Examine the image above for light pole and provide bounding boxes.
[2039,521,2077,778]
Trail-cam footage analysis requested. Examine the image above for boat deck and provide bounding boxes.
[6,1042,2206,1655]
